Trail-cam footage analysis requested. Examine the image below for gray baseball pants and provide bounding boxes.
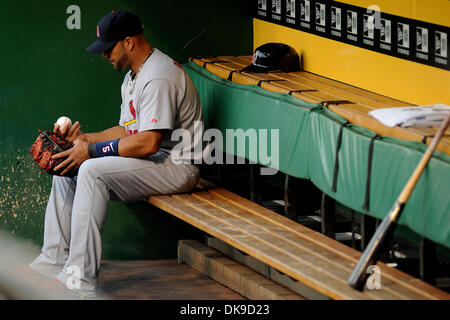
[29,151,200,296]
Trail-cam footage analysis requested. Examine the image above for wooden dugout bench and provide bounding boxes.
[187,55,450,285]
[149,179,449,300]
[147,56,450,299]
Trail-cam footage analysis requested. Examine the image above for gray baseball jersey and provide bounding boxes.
[119,49,203,159]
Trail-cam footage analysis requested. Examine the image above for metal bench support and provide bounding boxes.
[420,236,437,286]
[321,193,336,239]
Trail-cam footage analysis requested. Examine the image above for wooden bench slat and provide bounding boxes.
[149,190,450,299]
[329,103,450,139]
[215,56,407,108]
[304,229,450,300]
[150,194,370,299]
[217,56,251,66]
[273,73,450,153]
[211,188,446,299]
[327,101,450,137]
[249,83,322,103]
[268,73,400,110]
[191,191,419,300]
[150,189,448,299]
[265,81,316,93]
[179,193,352,278]
[331,104,450,151]
[190,193,351,271]
[154,196,355,299]
[288,72,409,106]
[262,81,345,102]
[195,60,283,86]
[208,188,449,300]
[203,190,426,300]
[195,191,353,267]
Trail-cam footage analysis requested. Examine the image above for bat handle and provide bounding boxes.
[348,202,401,291]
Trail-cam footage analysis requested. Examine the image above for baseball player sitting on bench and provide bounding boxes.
[28,10,203,297]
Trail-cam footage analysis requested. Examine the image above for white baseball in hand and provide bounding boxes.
[56,116,72,128]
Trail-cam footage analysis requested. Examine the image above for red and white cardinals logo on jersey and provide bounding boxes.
[129,100,136,118]
[128,129,138,135]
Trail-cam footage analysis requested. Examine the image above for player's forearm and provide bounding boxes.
[87,130,163,159]
[117,131,162,157]
[82,126,128,143]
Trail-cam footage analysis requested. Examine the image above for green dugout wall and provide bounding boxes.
[0,1,253,259]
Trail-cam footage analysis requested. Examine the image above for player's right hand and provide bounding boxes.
[66,121,86,142]
[54,121,84,142]
[54,120,72,137]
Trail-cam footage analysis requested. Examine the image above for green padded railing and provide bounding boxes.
[185,61,450,249]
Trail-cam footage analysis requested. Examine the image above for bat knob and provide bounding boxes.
[348,269,368,291]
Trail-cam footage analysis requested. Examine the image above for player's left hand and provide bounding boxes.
[53,139,90,176]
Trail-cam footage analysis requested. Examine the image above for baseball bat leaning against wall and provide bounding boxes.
[348,112,450,291]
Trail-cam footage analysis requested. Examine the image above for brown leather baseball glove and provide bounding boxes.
[30,130,77,177]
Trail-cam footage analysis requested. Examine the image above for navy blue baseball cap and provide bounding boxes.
[87,10,144,54]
